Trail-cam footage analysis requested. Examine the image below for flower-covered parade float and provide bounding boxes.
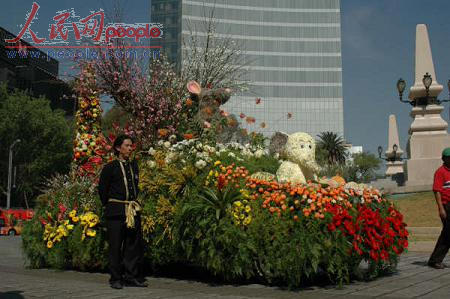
[22,58,408,289]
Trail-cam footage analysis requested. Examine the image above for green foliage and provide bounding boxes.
[318,152,381,184]
[175,186,255,280]
[67,224,108,271]
[21,218,47,268]
[247,207,352,287]
[21,174,107,271]
[346,152,381,183]
[0,83,73,206]
[316,132,348,166]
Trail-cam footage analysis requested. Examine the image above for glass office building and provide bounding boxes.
[151,0,344,138]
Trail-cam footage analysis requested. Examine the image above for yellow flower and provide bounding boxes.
[208,170,214,177]
[47,240,54,248]
[234,201,242,207]
[245,205,251,213]
[214,161,221,166]
[69,210,77,218]
[243,216,252,226]
[215,171,219,177]
[67,224,74,230]
[86,229,96,237]
[240,214,245,220]
[72,216,79,223]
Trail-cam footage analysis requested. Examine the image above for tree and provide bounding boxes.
[345,152,381,183]
[316,132,348,165]
[0,84,73,206]
[181,5,249,91]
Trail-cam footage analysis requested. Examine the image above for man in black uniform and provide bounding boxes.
[98,134,147,289]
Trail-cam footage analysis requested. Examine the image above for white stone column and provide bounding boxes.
[405,24,450,186]
[385,114,404,176]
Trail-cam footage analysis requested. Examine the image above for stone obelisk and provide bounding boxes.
[405,24,450,186]
[385,114,404,176]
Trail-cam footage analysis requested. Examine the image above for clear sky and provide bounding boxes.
[2,0,450,157]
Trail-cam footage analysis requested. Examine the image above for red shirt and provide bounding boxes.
[433,165,450,204]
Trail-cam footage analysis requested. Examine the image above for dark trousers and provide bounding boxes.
[106,215,144,283]
[429,204,450,264]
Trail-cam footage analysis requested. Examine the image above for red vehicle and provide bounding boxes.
[0,208,34,236]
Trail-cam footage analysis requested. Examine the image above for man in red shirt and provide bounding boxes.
[428,148,450,269]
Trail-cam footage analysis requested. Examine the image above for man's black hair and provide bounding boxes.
[113,134,133,156]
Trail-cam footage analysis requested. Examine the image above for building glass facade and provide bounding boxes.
[151,0,344,138]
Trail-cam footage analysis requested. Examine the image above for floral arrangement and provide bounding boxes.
[72,63,113,176]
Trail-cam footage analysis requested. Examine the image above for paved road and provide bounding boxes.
[1,236,450,298]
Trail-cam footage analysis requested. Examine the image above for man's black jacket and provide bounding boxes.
[98,159,139,217]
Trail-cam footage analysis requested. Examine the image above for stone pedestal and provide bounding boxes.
[402,24,450,189]
[406,131,450,186]
[386,161,405,176]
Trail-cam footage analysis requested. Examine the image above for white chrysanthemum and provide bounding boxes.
[148,147,156,155]
[165,152,176,164]
[163,141,171,148]
[157,140,164,146]
[195,160,207,169]
[147,161,156,168]
[254,149,265,158]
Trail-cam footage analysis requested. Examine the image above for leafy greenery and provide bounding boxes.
[316,132,348,165]
[346,152,381,183]
[0,84,73,206]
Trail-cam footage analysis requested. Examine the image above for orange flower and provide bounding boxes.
[158,128,169,137]
[183,133,194,140]
[186,98,193,106]
[245,116,255,124]
[202,107,213,116]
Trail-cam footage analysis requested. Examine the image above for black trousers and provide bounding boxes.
[429,204,450,264]
[106,215,144,283]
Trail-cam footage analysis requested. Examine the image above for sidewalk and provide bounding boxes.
[1,236,450,298]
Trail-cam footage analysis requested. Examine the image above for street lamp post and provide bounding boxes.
[396,74,450,106]
[7,139,21,209]
[378,144,403,162]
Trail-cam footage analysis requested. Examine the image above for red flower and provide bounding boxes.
[88,156,103,165]
[370,250,379,261]
[217,175,226,191]
[58,203,67,214]
[81,162,94,173]
[39,217,48,226]
[380,250,389,261]
[327,223,336,232]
